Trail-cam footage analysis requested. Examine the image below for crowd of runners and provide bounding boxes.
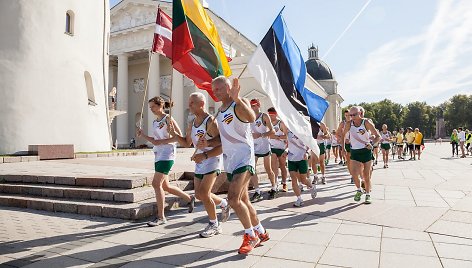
[135,76,439,255]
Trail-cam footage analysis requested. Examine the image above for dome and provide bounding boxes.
[305,45,334,80]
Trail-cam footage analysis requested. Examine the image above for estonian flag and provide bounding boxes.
[247,11,328,156]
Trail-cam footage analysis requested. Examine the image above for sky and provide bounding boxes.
[110,0,472,106]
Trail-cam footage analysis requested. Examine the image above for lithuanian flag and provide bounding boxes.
[172,0,231,101]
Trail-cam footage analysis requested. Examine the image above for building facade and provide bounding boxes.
[109,0,344,148]
[0,0,111,154]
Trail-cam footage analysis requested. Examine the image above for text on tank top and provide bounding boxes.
[191,115,213,154]
[349,119,371,150]
[270,120,286,149]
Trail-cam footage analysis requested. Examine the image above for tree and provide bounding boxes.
[443,94,472,133]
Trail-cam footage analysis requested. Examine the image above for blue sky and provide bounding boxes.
[110,0,472,105]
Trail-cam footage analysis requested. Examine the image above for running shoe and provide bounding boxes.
[200,222,222,238]
[365,194,372,204]
[268,189,277,200]
[293,199,303,207]
[238,234,260,254]
[188,195,196,213]
[147,217,167,227]
[281,183,288,192]
[310,185,317,199]
[256,230,270,242]
[354,190,363,202]
[250,192,263,202]
[220,200,231,223]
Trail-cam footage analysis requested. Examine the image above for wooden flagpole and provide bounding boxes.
[138,50,154,130]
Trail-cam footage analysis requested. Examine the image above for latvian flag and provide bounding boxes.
[247,12,329,156]
[151,8,172,58]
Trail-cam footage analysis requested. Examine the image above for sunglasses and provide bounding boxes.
[349,113,358,117]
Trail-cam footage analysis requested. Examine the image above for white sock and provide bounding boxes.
[357,188,362,191]
[255,188,261,194]
[297,195,302,201]
[210,219,218,226]
[253,223,265,234]
[245,227,255,237]
[218,198,228,208]
[271,186,277,191]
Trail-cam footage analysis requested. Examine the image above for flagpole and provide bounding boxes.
[138,51,154,130]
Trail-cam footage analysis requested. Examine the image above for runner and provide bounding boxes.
[391,130,397,159]
[330,129,339,164]
[343,106,380,204]
[310,122,330,184]
[380,124,392,168]
[249,99,277,201]
[169,92,231,238]
[267,107,289,193]
[136,96,195,227]
[336,110,353,182]
[325,128,332,165]
[372,130,380,166]
[286,128,317,207]
[202,76,269,254]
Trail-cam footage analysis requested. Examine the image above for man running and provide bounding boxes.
[170,92,230,238]
[249,98,277,201]
[268,107,289,192]
[202,76,269,254]
[343,106,380,204]
[311,122,330,184]
[336,110,353,183]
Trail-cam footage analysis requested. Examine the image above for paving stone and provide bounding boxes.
[90,190,114,201]
[319,247,379,268]
[27,200,54,211]
[42,188,64,198]
[102,207,132,219]
[63,189,91,200]
[77,204,103,216]
[441,258,472,268]
[76,177,105,187]
[22,175,39,183]
[3,157,21,163]
[379,252,442,268]
[37,176,55,184]
[265,241,325,263]
[381,238,438,257]
[54,203,78,214]
[434,242,472,261]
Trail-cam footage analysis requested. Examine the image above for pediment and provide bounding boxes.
[111,0,172,33]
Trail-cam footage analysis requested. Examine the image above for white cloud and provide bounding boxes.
[339,0,472,105]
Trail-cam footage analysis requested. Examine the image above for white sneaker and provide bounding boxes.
[147,218,167,227]
[312,175,319,184]
[293,199,303,207]
[200,223,222,238]
[220,202,231,223]
[310,185,317,199]
[299,184,304,192]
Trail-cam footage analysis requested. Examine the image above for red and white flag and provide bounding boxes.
[151,8,172,58]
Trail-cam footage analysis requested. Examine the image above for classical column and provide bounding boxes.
[116,53,129,148]
[147,53,160,137]
[171,69,184,134]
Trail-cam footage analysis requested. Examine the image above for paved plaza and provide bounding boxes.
[1,143,472,268]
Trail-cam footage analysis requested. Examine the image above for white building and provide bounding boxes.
[109,0,344,148]
[0,0,111,155]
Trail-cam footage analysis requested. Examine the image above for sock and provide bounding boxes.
[209,219,218,226]
[218,198,228,208]
[253,223,265,234]
[296,195,302,201]
[357,188,362,192]
[245,227,255,237]
[255,188,261,194]
[271,186,277,191]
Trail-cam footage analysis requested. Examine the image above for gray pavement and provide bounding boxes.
[1,143,472,268]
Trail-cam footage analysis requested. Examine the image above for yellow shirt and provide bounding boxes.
[396,133,404,143]
[405,132,415,144]
[414,132,423,145]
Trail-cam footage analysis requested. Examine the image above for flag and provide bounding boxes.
[172,0,232,101]
[151,8,172,58]
[247,11,328,156]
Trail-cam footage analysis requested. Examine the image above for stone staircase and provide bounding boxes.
[0,165,268,220]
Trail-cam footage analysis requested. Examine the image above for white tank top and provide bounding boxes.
[342,120,350,144]
[349,119,371,150]
[251,113,271,154]
[316,129,325,144]
[381,131,391,144]
[152,115,176,161]
[331,135,338,146]
[270,120,286,149]
[191,115,222,174]
[287,131,308,161]
[216,102,255,173]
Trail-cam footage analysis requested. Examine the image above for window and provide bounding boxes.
[65,10,74,35]
[84,71,96,106]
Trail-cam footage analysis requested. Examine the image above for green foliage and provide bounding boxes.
[344,94,471,138]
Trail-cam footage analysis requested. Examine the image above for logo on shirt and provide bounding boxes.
[256,120,262,127]
[358,128,366,135]
[195,129,205,138]
[274,127,279,132]
[158,122,165,129]
[222,113,233,124]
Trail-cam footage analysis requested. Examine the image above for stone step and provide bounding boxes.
[0,173,193,189]
[0,193,193,220]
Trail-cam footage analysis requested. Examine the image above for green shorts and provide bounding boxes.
[381,143,391,150]
[350,148,373,163]
[326,144,332,150]
[154,160,174,175]
[288,160,308,174]
[344,143,351,153]
[319,143,326,155]
[226,165,255,182]
[271,148,286,157]
[195,170,221,180]
[255,151,271,158]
